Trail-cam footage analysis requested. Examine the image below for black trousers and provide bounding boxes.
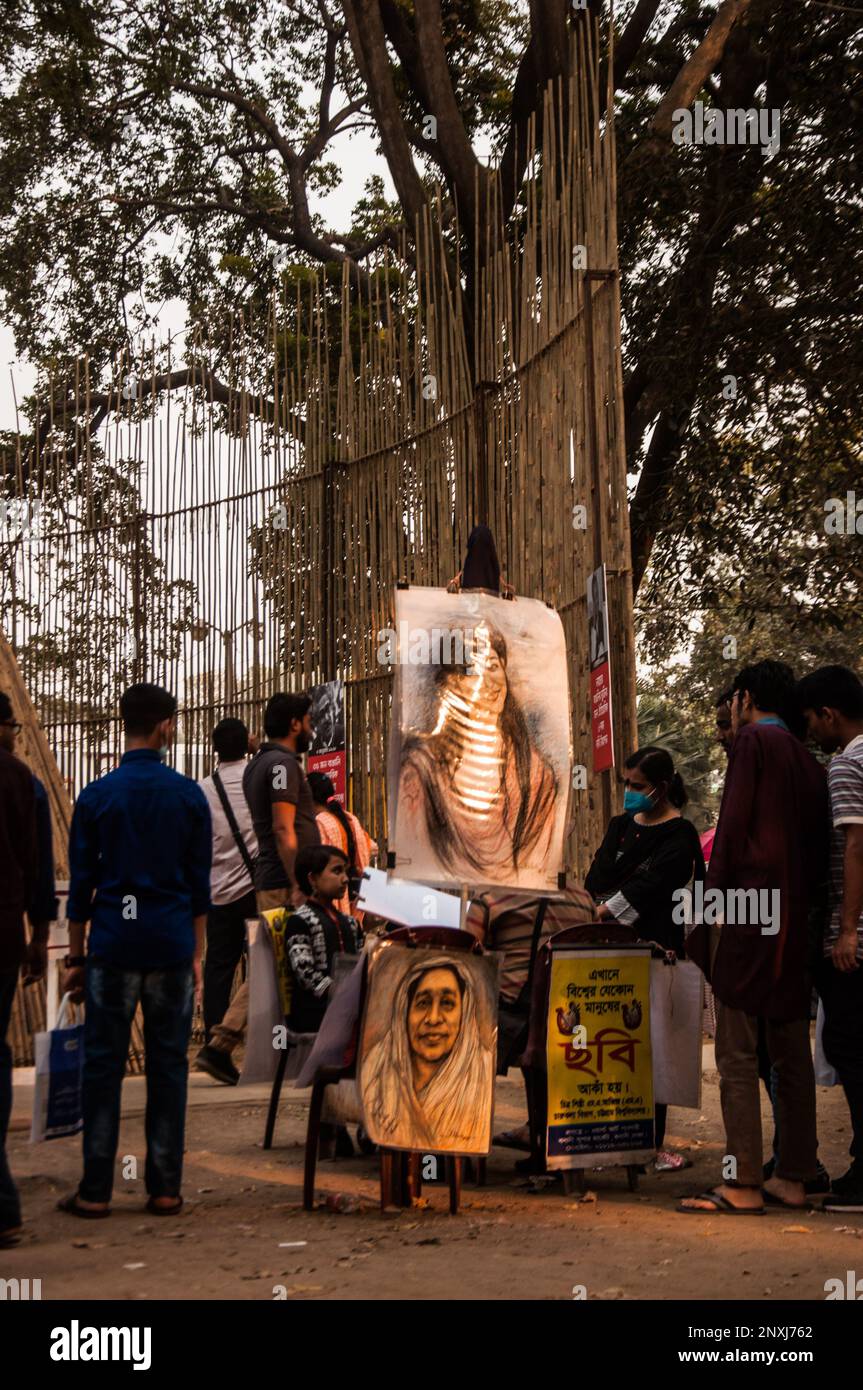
[816,957,863,1164]
[0,967,21,1233]
[203,891,256,1041]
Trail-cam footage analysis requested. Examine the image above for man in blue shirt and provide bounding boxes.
[59,684,211,1218]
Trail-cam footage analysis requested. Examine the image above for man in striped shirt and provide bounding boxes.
[799,665,863,1211]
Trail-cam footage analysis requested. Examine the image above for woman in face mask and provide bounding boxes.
[584,746,707,1170]
[585,746,706,955]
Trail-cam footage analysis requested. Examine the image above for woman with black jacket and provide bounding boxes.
[585,745,706,1170]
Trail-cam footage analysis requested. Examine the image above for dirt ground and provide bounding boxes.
[4,1051,861,1302]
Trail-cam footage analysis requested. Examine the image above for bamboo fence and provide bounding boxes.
[1,27,636,1063]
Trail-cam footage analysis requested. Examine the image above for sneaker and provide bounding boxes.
[193,1045,239,1085]
[805,1163,832,1196]
[830,1163,863,1197]
[822,1189,863,1213]
[765,1157,831,1195]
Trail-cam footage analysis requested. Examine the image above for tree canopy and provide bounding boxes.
[0,0,860,647]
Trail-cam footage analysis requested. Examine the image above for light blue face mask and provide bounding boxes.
[624,788,654,816]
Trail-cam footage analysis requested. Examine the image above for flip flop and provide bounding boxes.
[146,1196,184,1216]
[0,1226,23,1247]
[762,1189,808,1210]
[677,1190,765,1216]
[57,1193,111,1219]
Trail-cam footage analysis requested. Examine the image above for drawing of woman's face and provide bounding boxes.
[407,967,463,1066]
[445,635,507,717]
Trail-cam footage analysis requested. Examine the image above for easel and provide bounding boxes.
[379,1150,469,1215]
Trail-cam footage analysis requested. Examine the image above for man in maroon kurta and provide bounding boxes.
[681,661,828,1215]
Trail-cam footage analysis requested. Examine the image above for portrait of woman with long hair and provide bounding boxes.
[359,949,497,1154]
[394,620,559,887]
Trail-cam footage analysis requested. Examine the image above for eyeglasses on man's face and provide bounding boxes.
[1,720,22,734]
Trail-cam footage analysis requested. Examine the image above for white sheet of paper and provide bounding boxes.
[649,959,703,1109]
[356,866,462,929]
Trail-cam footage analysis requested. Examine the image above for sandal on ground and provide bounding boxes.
[145,1196,184,1216]
[762,1189,808,1210]
[677,1190,765,1216]
[57,1193,111,1219]
[492,1128,532,1152]
[0,1225,23,1247]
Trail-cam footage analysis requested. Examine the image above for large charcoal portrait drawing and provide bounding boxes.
[358,945,499,1155]
[388,587,571,891]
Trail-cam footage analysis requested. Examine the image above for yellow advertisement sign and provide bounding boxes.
[546,948,654,1169]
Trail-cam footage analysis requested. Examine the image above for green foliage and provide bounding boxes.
[636,680,719,832]
[0,1,861,704]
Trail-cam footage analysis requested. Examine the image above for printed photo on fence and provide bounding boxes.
[357,944,499,1155]
[387,586,571,892]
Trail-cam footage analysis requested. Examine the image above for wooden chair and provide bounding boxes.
[263,951,359,1152]
[262,1028,318,1151]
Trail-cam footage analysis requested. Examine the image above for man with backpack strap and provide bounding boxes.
[194,719,259,1085]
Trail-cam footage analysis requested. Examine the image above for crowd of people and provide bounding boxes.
[0,684,374,1234]
[0,650,861,1244]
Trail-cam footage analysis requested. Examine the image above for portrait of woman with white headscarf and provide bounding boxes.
[358,949,497,1154]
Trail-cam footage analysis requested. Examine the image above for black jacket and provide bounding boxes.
[585,813,706,955]
[0,747,37,970]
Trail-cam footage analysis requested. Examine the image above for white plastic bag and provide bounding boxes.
[650,959,704,1109]
[30,992,84,1142]
[238,918,283,1085]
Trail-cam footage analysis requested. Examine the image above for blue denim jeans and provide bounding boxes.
[80,960,193,1203]
[0,968,21,1232]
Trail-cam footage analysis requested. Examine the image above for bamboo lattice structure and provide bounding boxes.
[1,28,636,1060]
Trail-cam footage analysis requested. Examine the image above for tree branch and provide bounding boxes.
[630,0,754,161]
[412,0,487,229]
[340,0,428,231]
[613,0,662,88]
[47,367,302,441]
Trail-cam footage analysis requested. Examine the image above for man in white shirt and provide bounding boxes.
[194,719,258,1085]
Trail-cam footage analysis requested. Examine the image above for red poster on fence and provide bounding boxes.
[588,565,614,773]
[590,662,614,773]
[307,748,346,803]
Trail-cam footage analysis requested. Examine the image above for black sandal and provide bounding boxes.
[145,1196,184,1216]
[677,1190,764,1216]
[57,1193,111,1219]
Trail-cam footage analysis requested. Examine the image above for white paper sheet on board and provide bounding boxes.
[356,867,462,929]
[649,959,704,1109]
